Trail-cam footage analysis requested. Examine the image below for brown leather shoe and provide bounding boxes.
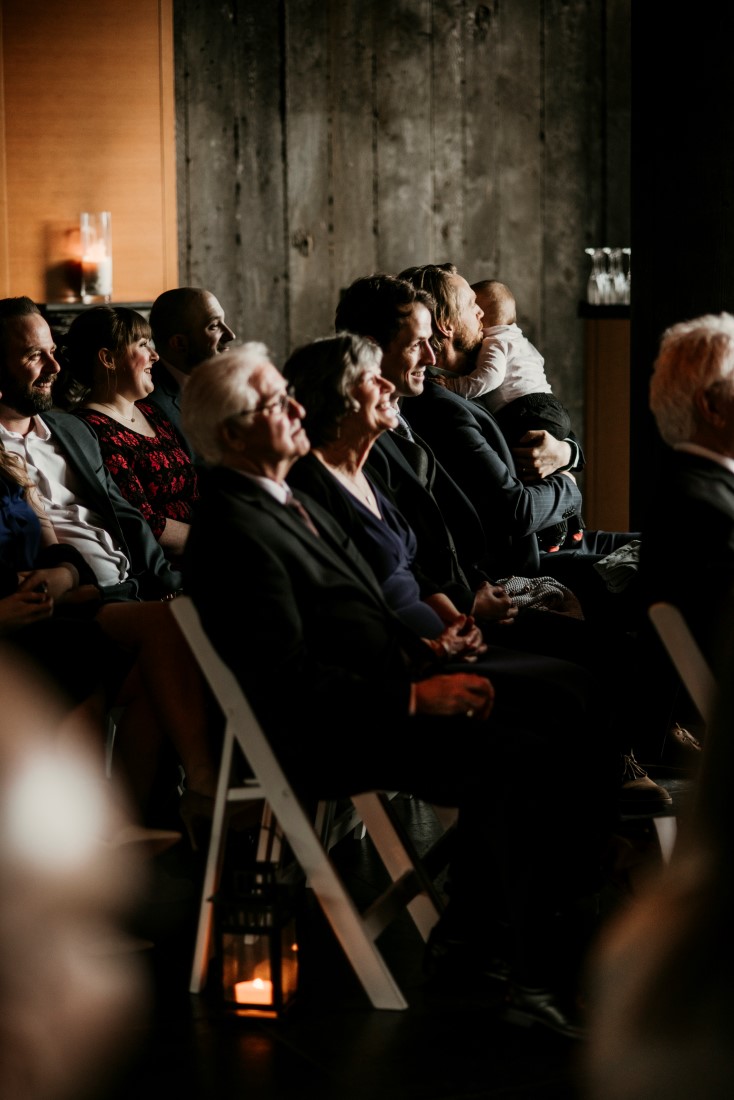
[669,722,703,753]
[503,982,586,1040]
[619,752,672,810]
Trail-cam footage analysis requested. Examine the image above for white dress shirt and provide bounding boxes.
[0,416,129,585]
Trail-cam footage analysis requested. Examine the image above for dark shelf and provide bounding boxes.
[39,301,153,335]
[577,302,630,319]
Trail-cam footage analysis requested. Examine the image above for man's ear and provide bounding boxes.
[219,419,245,450]
[695,384,727,427]
[434,315,452,339]
[169,333,188,353]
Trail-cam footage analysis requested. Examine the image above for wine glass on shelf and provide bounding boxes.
[622,247,631,304]
[585,247,609,305]
[608,247,626,304]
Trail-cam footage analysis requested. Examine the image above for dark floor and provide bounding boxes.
[96,771,692,1100]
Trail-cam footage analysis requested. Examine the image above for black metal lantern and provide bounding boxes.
[213,862,300,1019]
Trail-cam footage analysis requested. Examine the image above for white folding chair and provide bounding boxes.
[648,602,717,725]
[647,601,718,862]
[169,596,448,1010]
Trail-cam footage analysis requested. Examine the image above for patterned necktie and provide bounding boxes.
[391,424,430,485]
[285,494,320,537]
[392,413,414,441]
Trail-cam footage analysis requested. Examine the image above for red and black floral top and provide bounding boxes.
[74,402,198,540]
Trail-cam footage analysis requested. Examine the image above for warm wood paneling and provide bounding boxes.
[583,314,630,530]
[0,0,177,303]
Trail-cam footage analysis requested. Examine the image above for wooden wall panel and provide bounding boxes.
[463,1,500,281]
[430,0,466,265]
[492,0,542,332]
[0,0,177,303]
[542,0,601,424]
[606,1,632,247]
[330,0,378,306]
[174,1,240,293]
[374,2,434,274]
[284,0,331,345]
[175,0,286,352]
[174,0,631,418]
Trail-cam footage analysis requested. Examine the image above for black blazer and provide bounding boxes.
[148,361,196,462]
[184,466,432,765]
[641,449,734,659]
[184,466,609,812]
[365,430,492,613]
[403,380,583,577]
[43,410,182,599]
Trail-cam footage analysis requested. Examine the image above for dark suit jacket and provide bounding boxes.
[403,380,583,577]
[641,449,734,660]
[365,429,492,613]
[148,361,196,461]
[184,467,428,764]
[184,465,615,900]
[184,463,609,797]
[43,411,182,599]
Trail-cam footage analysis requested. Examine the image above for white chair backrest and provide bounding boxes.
[168,596,446,1010]
[648,601,717,725]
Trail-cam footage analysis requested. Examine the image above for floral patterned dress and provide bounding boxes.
[74,402,198,540]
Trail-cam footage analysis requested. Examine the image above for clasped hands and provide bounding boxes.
[512,429,574,482]
[0,568,102,635]
[426,613,487,662]
[414,670,494,721]
[16,566,101,606]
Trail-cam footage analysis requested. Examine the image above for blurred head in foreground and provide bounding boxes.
[0,646,149,1100]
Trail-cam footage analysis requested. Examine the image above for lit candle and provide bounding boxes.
[234,977,273,1005]
[79,212,113,301]
[81,254,113,298]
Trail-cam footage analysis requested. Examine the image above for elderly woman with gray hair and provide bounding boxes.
[283,332,497,659]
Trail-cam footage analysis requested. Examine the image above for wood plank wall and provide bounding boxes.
[174,0,630,438]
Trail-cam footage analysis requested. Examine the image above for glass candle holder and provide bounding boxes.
[80,212,113,303]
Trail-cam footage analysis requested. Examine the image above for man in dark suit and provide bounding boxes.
[398,263,639,629]
[336,273,511,622]
[181,341,624,1038]
[0,296,181,600]
[639,312,734,756]
[148,287,235,459]
[646,311,734,655]
[333,273,671,806]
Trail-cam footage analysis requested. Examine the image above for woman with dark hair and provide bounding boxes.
[59,306,198,567]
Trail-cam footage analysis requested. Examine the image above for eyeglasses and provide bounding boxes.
[241,386,297,417]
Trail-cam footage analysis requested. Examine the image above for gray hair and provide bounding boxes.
[282,332,382,448]
[181,341,273,464]
[650,313,734,445]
